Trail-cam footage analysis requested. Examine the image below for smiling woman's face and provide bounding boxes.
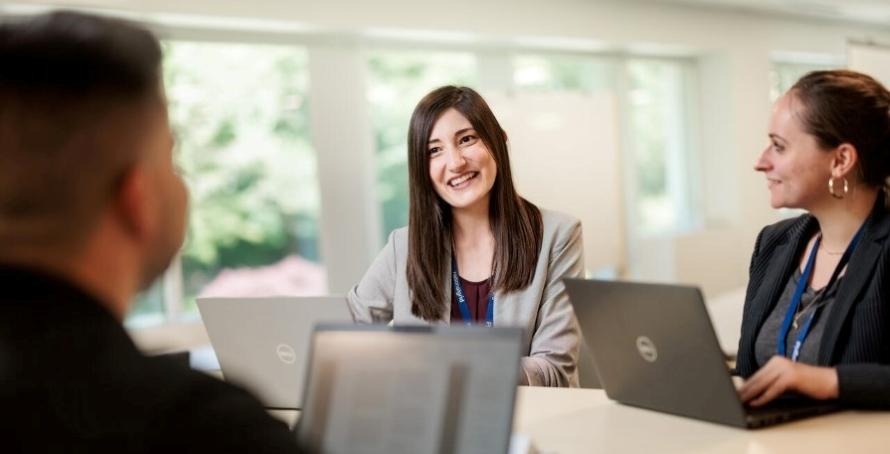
[753,92,836,210]
[427,108,497,213]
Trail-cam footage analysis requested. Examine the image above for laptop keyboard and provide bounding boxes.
[744,396,838,428]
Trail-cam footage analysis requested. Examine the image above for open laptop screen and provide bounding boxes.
[297,325,522,454]
[197,296,353,409]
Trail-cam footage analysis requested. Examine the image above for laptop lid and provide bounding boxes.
[297,324,523,454]
[197,296,352,409]
[564,278,749,427]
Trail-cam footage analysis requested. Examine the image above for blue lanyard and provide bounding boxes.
[451,256,495,327]
[777,227,864,361]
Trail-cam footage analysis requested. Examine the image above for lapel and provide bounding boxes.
[818,197,890,363]
[747,217,817,350]
[441,241,453,326]
[492,284,517,326]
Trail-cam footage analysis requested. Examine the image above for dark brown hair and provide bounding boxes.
[405,86,543,321]
[0,11,163,251]
[791,69,890,188]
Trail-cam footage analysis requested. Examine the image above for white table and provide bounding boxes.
[270,387,890,453]
[513,387,890,453]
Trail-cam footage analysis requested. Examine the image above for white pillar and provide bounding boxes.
[308,42,382,294]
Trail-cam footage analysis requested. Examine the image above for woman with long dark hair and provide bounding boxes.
[347,86,583,387]
[738,70,890,407]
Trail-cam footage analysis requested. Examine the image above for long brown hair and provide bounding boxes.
[405,86,543,321]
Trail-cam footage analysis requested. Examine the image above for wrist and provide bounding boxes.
[807,365,839,399]
[824,367,839,399]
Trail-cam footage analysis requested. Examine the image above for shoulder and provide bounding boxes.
[537,208,582,259]
[151,362,298,451]
[752,213,811,256]
[384,226,410,258]
[389,226,409,243]
[539,208,581,238]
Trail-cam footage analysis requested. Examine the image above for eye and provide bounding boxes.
[459,134,478,146]
[771,142,785,152]
[428,146,442,156]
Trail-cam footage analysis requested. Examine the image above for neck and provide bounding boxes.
[809,186,880,251]
[451,199,492,247]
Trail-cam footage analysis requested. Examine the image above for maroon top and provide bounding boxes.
[450,276,492,324]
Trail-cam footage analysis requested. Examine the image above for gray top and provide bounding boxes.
[755,268,842,367]
[346,209,584,387]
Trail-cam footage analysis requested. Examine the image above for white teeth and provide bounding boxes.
[449,172,476,187]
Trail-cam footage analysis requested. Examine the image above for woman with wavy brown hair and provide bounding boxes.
[347,86,584,387]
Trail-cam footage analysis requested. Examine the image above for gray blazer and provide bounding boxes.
[347,209,584,387]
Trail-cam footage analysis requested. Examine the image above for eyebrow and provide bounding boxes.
[427,127,476,145]
[768,133,787,144]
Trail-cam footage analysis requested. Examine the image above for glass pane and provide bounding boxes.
[127,278,166,326]
[164,41,325,313]
[367,50,477,241]
[626,59,688,236]
[770,62,835,101]
[514,54,613,93]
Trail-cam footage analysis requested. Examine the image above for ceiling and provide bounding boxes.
[643,0,890,26]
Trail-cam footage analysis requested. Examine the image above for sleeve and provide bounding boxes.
[837,363,890,408]
[734,226,769,377]
[346,229,399,324]
[520,219,584,388]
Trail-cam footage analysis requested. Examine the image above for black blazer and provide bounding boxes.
[0,265,305,453]
[736,195,890,408]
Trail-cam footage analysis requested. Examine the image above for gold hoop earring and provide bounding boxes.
[828,177,849,199]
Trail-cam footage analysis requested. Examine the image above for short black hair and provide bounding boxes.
[0,11,161,97]
[0,11,163,250]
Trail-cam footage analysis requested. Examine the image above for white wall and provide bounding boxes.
[9,0,890,296]
[487,92,624,272]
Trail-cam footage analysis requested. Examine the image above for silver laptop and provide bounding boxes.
[297,324,523,454]
[197,296,352,409]
[564,278,838,429]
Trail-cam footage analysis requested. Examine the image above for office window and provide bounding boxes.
[129,281,166,327]
[513,54,614,94]
[625,59,697,236]
[367,50,477,241]
[769,61,836,101]
[128,41,324,323]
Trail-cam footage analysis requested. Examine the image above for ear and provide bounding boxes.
[112,165,154,242]
[831,143,859,179]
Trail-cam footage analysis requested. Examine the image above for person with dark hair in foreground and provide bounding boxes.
[737,69,890,408]
[347,86,584,387]
[0,11,304,452]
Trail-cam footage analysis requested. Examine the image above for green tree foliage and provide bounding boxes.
[163,41,321,304]
[367,51,477,240]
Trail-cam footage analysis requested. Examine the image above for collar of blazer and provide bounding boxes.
[748,193,890,365]
[818,194,890,363]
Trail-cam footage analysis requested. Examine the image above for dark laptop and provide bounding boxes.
[564,278,838,429]
[296,324,523,453]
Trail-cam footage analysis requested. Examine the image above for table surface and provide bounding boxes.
[268,387,890,454]
[512,387,890,454]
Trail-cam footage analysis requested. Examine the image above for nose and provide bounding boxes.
[445,146,467,171]
[754,146,771,172]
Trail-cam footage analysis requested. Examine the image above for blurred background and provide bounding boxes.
[4,0,890,353]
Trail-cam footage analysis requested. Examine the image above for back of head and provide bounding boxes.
[0,11,163,256]
[791,69,890,189]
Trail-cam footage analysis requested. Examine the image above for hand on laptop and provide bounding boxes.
[738,356,839,406]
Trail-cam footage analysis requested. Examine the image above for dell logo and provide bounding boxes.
[276,343,297,364]
[635,336,658,363]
